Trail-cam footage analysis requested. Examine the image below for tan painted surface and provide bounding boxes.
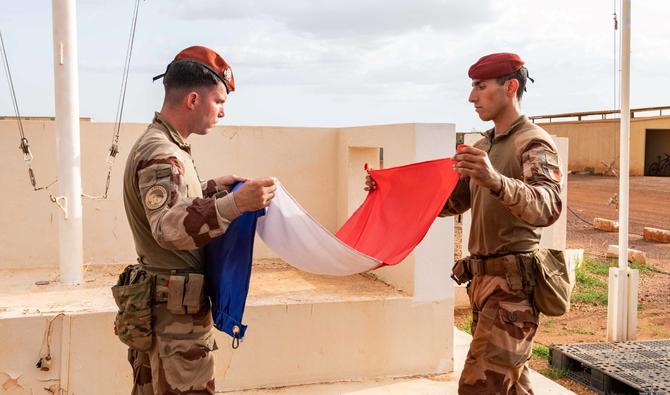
[233,330,574,395]
[538,116,670,176]
[1,120,453,271]
[0,263,453,393]
[0,120,339,268]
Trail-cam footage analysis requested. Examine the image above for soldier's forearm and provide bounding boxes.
[496,176,562,227]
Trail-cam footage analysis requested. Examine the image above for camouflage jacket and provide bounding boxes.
[123,113,240,272]
[440,115,563,256]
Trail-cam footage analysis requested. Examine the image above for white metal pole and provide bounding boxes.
[52,0,83,284]
[615,0,631,341]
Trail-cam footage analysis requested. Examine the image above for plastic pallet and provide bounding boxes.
[549,340,670,395]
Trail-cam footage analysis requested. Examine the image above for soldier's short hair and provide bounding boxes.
[163,60,221,93]
[496,67,529,102]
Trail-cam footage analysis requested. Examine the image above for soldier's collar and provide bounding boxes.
[488,115,528,140]
[152,112,191,152]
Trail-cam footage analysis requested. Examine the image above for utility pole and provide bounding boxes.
[52,0,83,284]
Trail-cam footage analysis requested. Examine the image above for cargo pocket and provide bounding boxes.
[112,274,154,351]
[157,331,216,392]
[487,301,539,368]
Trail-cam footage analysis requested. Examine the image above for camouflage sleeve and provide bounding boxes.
[438,176,471,217]
[136,158,240,251]
[201,179,219,198]
[495,140,563,227]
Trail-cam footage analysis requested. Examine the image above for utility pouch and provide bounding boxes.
[112,265,154,351]
[167,275,186,314]
[532,249,571,317]
[451,257,473,285]
[183,273,205,314]
[503,256,524,292]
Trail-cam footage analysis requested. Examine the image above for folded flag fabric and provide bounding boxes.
[204,183,265,343]
[256,180,383,276]
[206,157,459,342]
[257,157,459,274]
[336,158,459,264]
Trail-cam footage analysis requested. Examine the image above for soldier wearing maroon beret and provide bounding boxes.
[443,53,564,394]
[117,46,276,394]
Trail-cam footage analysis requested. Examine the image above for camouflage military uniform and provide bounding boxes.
[440,115,562,394]
[122,112,240,394]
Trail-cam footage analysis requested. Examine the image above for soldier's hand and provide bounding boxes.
[233,178,276,212]
[213,174,248,192]
[364,174,377,191]
[453,146,503,193]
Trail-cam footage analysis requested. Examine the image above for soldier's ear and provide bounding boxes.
[506,79,519,98]
[185,91,199,110]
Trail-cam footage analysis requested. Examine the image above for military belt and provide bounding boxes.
[467,254,520,277]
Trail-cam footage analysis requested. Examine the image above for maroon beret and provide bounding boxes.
[468,52,524,80]
[153,46,235,93]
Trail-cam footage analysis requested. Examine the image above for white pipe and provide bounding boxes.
[52,0,83,284]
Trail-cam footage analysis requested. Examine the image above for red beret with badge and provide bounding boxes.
[468,52,524,80]
[153,46,235,93]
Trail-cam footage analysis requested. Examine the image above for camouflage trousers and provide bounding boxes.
[458,275,539,395]
[129,301,217,395]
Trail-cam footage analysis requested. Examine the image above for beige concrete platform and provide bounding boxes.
[229,330,575,395]
[0,262,571,394]
[0,261,452,393]
[0,259,405,319]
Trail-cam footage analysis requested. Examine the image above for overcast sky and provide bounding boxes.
[1,1,668,132]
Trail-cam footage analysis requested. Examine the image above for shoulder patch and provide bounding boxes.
[145,185,169,210]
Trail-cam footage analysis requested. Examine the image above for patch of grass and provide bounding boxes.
[540,368,569,380]
[562,326,593,335]
[572,264,608,306]
[456,314,473,335]
[532,343,550,359]
[629,261,653,272]
[581,259,610,276]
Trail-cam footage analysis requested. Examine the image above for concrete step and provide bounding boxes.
[0,261,454,393]
[228,330,575,395]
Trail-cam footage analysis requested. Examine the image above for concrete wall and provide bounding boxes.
[336,123,456,299]
[0,299,453,394]
[0,120,340,267]
[537,116,670,176]
[1,120,457,296]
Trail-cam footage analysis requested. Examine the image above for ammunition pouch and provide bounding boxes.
[451,258,473,285]
[529,249,571,317]
[154,272,206,315]
[112,264,154,351]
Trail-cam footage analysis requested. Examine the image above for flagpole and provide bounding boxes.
[52,0,83,284]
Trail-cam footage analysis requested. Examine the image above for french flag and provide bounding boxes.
[206,158,459,343]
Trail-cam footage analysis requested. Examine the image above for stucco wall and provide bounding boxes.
[0,120,339,268]
[1,120,455,271]
[538,116,670,176]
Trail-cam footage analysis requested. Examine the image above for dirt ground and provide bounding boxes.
[455,175,670,395]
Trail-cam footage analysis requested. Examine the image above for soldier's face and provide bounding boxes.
[191,82,227,135]
[468,79,507,121]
